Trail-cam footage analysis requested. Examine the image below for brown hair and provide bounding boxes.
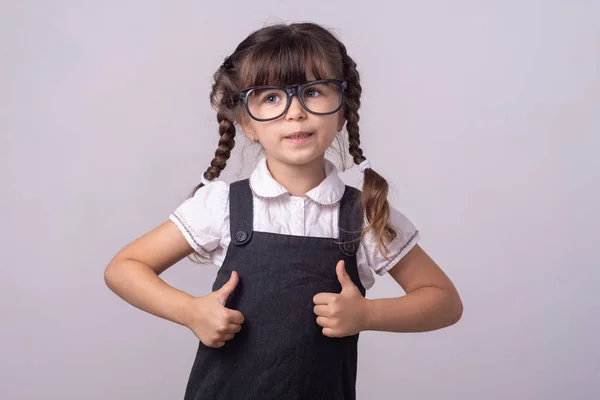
[189,22,398,262]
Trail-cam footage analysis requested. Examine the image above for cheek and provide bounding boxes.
[252,125,278,146]
[320,116,343,136]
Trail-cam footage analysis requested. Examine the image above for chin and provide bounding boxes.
[269,151,325,167]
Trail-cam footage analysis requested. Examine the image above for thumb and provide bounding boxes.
[215,271,239,305]
[336,260,354,291]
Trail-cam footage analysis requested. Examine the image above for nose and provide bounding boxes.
[285,95,307,121]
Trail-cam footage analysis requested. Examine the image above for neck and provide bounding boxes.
[265,156,326,197]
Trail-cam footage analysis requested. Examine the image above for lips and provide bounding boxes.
[285,132,313,139]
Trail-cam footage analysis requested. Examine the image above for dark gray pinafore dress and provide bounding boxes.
[184,179,366,400]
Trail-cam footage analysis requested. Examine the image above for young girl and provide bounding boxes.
[105,22,463,400]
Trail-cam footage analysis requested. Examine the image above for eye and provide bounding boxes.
[263,93,281,103]
[304,88,321,98]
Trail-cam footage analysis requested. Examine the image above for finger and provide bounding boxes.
[313,305,330,317]
[226,309,245,325]
[220,333,235,341]
[316,316,331,328]
[336,260,353,291]
[225,323,242,334]
[322,327,337,338]
[216,271,239,305]
[313,292,337,305]
[206,339,226,348]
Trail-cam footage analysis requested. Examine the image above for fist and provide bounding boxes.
[313,260,368,338]
[186,271,245,348]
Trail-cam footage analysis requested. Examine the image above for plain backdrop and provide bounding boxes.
[1,1,599,399]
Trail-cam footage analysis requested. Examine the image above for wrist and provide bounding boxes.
[361,298,376,332]
[179,295,197,328]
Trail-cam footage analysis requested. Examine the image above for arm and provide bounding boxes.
[364,244,463,332]
[103,220,196,327]
[104,220,245,347]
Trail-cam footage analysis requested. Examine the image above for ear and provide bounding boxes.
[244,129,258,142]
[238,118,259,142]
[248,131,259,143]
[337,115,346,132]
[336,105,346,132]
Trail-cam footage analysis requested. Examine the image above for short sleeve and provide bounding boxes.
[169,181,229,255]
[361,205,420,276]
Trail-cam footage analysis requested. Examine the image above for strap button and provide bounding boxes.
[343,242,357,253]
[235,230,248,242]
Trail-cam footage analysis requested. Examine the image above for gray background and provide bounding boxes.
[2,1,599,399]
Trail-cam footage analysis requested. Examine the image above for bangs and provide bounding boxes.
[238,35,343,89]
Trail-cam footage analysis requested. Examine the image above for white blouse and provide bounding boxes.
[169,157,420,290]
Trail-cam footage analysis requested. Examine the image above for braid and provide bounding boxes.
[187,70,239,262]
[339,44,398,258]
[189,115,237,197]
[208,111,237,180]
[189,65,239,197]
[339,44,366,166]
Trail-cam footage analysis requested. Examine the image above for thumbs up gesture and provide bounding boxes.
[185,271,245,348]
[313,260,369,338]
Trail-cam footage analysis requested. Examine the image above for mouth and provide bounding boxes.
[285,132,313,140]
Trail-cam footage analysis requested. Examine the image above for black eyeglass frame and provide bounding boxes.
[236,79,348,122]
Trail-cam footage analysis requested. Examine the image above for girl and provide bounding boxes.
[105,22,463,400]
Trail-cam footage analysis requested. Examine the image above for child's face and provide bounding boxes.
[240,73,345,168]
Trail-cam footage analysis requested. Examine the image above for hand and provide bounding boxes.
[185,271,245,348]
[313,260,369,338]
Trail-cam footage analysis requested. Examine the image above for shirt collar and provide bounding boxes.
[249,157,346,206]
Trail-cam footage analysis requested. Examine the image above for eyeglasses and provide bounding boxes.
[237,79,347,122]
